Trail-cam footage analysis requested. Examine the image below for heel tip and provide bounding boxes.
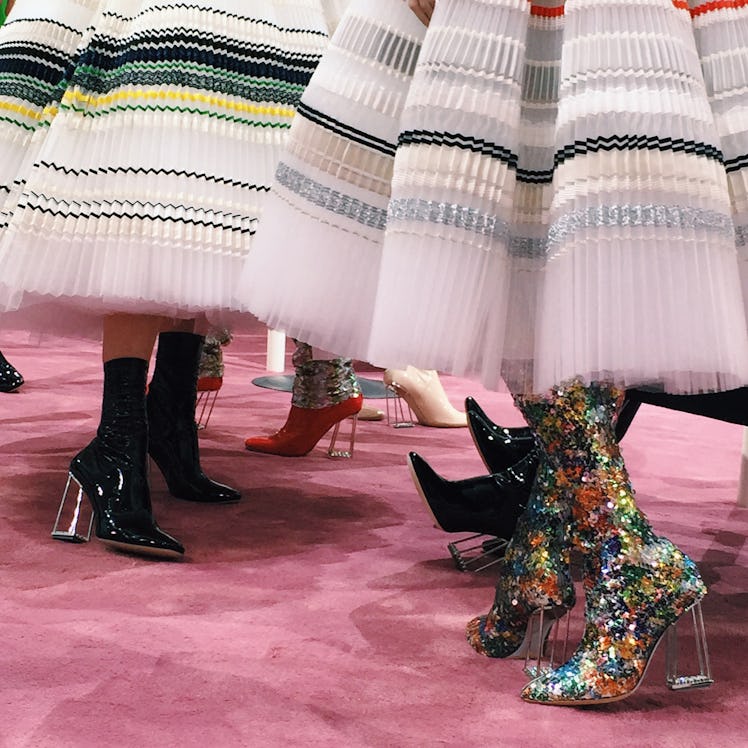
[51,530,89,544]
[667,675,714,691]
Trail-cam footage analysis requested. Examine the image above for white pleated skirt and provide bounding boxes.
[240,0,748,396]
[0,0,344,333]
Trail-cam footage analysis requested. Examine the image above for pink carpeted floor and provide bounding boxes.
[1,322,746,747]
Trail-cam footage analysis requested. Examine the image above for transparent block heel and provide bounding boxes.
[196,389,219,430]
[327,413,359,458]
[665,602,714,691]
[385,385,414,428]
[51,473,93,543]
[522,605,573,678]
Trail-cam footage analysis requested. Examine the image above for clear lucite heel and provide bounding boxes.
[327,413,359,458]
[385,384,414,428]
[51,473,94,543]
[447,533,507,572]
[522,605,573,678]
[665,602,714,691]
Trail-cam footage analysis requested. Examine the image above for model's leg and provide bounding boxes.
[66,313,184,558]
[147,328,241,503]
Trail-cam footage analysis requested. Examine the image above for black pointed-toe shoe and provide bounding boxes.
[407,450,535,539]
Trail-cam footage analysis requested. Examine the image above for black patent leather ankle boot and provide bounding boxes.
[0,350,24,392]
[408,451,533,539]
[68,357,184,558]
[465,394,636,475]
[147,332,240,503]
[465,397,535,473]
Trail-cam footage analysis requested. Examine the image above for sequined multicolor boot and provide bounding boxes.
[465,446,576,658]
[518,381,707,706]
[245,342,363,457]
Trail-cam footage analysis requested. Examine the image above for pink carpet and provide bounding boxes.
[1,321,746,747]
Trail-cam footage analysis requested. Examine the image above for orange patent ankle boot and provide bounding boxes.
[245,393,363,457]
[245,343,364,457]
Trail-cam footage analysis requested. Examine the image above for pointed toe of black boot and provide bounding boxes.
[408,451,530,540]
[151,452,242,504]
[465,398,535,474]
[0,351,24,393]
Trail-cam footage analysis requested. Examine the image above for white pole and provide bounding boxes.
[265,329,287,373]
[737,428,748,508]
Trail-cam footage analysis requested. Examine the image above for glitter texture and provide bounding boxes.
[197,330,232,379]
[465,451,576,657]
[290,342,361,409]
[504,380,707,705]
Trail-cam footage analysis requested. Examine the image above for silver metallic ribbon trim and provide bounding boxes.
[276,162,387,230]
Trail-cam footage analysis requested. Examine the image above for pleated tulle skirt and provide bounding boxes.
[0,0,344,331]
[242,0,748,395]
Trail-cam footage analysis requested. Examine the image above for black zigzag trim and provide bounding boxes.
[399,130,725,183]
[725,153,748,173]
[297,102,396,157]
[37,161,270,193]
[1,16,83,36]
[18,197,258,235]
[88,30,323,68]
[552,134,724,172]
[398,129,517,167]
[102,4,328,38]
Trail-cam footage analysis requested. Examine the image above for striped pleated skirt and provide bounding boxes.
[0,0,343,330]
[241,0,748,395]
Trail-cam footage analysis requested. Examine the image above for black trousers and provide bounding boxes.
[617,387,748,438]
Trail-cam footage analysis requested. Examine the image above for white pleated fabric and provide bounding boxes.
[0,0,343,331]
[243,0,748,396]
[237,0,426,355]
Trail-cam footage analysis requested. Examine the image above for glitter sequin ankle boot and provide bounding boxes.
[465,445,576,659]
[519,381,707,705]
[245,342,363,457]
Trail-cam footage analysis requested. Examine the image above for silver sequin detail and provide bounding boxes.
[735,223,748,248]
[546,205,734,256]
[388,198,510,242]
[276,162,387,230]
[389,198,735,259]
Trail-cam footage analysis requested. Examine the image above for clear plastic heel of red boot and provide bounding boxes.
[51,473,93,543]
[327,414,359,458]
[196,377,222,430]
[665,602,714,691]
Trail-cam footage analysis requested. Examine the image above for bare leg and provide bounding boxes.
[102,313,195,362]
